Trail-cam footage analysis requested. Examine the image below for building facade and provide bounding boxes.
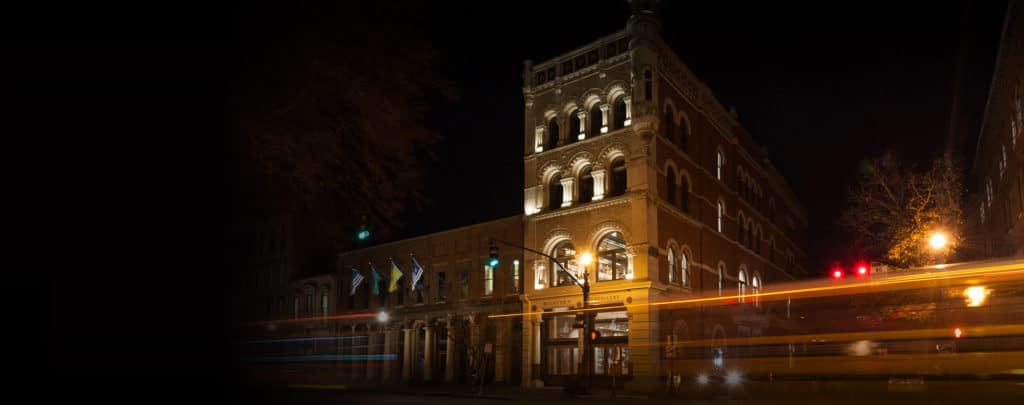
[966,0,1024,259]
[238,1,809,393]
[518,2,807,391]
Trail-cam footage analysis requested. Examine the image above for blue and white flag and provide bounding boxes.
[411,256,424,292]
[351,268,364,296]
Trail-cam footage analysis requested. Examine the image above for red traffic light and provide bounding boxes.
[589,329,601,342]
[832,269,843,279]
[857,266,867,275]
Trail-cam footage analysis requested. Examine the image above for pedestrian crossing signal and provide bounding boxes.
[589,329,601,342]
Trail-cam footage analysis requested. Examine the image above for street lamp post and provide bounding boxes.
[489,237,592,394]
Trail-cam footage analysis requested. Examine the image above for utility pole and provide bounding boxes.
[489,237,591,394]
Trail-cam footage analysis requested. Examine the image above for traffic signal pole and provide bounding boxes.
[489,238,591,394]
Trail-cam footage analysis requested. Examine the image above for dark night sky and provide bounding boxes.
[385,0,1007,274]
[23,0,1007,397]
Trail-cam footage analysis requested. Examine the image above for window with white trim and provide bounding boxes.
[681,253,689,287]
[987,178,994,207]
[738,270,747,303]
[716,150,724,180]
[717,201,724,233]
[484,265,494,296]
[718,264,725,296]
[668,248,676,284]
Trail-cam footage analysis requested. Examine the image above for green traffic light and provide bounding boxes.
[357,229,370,240]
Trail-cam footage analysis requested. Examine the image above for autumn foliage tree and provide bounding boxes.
[840,151,964,268]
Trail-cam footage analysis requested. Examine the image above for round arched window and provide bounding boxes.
[598,233,628,281]
[551,240,576,287]
[579,166,594,203]
[668,247,676,284]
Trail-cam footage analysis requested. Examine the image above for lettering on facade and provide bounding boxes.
[542,299,570,307]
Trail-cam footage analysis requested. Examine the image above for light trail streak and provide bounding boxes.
[245,312,377,327]
[488,261,1024,319]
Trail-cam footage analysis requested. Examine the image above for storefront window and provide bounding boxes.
[592,310,629,337]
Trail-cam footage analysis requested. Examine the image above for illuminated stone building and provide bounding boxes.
[518,0,807,391]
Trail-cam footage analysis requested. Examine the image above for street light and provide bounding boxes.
[376,311,389,323]
[929,232,948,249]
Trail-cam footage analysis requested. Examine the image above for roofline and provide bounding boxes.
[337,215,523,258]
[530,29,629,72]
[972,0,1014,173]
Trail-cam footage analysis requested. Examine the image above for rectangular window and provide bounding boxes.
[484,265,494,296]
[535,72,546,85]
[511,260,520,294]
[587,49,599,65]
[575,55,586,69]
[437,272,447,301]
[605,43,616,58]
[546,66,555,81]
[617,37,628,54]
[293,297,299,318]
[562,60,574,75]
[321,293,328,316]
[460,270,469,300]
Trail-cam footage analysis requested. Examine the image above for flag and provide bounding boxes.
[350,268,364,296]
[411,256,424,292]
[388,259,403,293]
[370,262,382,296]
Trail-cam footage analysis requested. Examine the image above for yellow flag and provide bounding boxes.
[388,260,403,292]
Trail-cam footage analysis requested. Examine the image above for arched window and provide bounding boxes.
[578,166,594,203]
[613,96,626,130]
[716,150,724,180]
[609,157,627,197]
[679,116,689,152]
[717,201,724,233]
[598,232,628,281]
[549,173,563,210]
[663,107,676,143]
[644,70,652,101]
[718,264,725,295]
[547,117,560,149]
[681,253,690,287]
[747,223,754,249]
[569,109,581,142]
[738,219,745,245]
[738,270,748,303]
[667,247,676,284]
[666,166,677,205]
[321,291,329,316]
[589,104,603,137]
[751,276,761,308]
[552,240,576,287]
[680,175,690,212]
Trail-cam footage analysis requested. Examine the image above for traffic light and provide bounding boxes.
[588,328,601,342]
[832,268,843,279]
[488,243,499,267]
[954,327,963,338]
[855,261,868,276]
[357,228,370,241]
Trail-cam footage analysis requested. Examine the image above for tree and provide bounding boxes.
[840,151,964,268]
[230,1,456,255]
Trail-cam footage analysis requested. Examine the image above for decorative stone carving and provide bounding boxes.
[537,160,565,183]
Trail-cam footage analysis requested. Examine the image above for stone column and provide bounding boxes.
[445,320,456,383]
[623,96,633,126]
[576,110,587,140]
[402,328,413,382]
[600,103,610,133]
[531,318,543,387]
[559,177,575,208]
[383,328,396,382]
[591,169,607,201]
[423,325,435,382]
